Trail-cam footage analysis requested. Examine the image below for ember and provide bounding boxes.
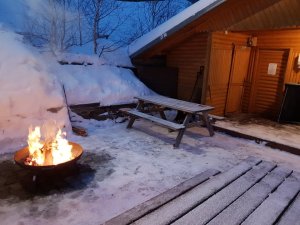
[25,126,74,166]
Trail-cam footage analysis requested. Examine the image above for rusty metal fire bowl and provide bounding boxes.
[14,142,83,171]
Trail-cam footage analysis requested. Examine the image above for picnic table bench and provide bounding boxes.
[103,157,300,225]
[122,95,214,148]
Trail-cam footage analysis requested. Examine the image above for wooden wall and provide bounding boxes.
[244,29,300,117]
[206,32,249,115]
[207,29,300,117]
[166,33,209,101]
[255,29,300,84]
[136,29,300,118]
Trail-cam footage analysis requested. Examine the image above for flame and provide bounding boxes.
[27,127,44,165]
[26,126,73,166]
[51,129,73,165]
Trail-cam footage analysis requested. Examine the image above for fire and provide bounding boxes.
[25,126,74,166]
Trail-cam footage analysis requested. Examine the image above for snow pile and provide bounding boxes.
[129,0,221,56]
[0,27,153,152]
[56,53,106,66]
[0,28,70,151]
[50,63,153,106]
[69,43,133,67]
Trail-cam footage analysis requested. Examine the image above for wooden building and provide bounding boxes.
[130,0,300,119]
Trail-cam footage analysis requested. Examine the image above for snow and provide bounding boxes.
[134,156,261,225]
[242,172,300,225]
[0,28,153,153]
[172,161,275,225]
[128,0,220,56]
[0,2,300,224]
[0,28,70,151]
[215,119,300,150]
[68,44,134,68]
[50,64,152,106]
[0,117,299,225]
[208,166,292,225]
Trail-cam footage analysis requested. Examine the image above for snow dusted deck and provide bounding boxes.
[104,157,300,225]
[213,115,300,155]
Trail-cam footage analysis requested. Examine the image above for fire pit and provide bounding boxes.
[14,142,83,171]
[14,126,83,171]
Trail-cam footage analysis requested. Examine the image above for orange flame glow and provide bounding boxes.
[26,126,74,166]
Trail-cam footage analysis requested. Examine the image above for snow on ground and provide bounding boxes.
[128,0,221,56]
[0,116,299,225]
[215,119,300,149]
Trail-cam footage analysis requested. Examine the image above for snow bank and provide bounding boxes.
[128,0,221,56]
[69,43,133,68]
[51,44,152,106]
[0,27,153,152]
[0,28,70,152]
[49,63,153,106]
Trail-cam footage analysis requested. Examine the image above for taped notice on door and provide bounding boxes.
[268,63,277,75]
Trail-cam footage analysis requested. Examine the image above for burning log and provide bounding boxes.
[14,126,83,170]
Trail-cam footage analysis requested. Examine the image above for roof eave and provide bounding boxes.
[130,0,226,59]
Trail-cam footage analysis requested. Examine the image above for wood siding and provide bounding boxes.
[255,29,300,84]
[226,46,251,113]
[167,33,209,101]
[243,29,300,117]
[206,32,249,115]
[250,49,289,118]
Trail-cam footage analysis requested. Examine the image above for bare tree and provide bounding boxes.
[21,0,189,53]
[23,0,78,53]
[143,0,175,33]
[81,0,122,55]
[122,0,188,44]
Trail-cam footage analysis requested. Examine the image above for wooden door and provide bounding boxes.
[206,46,233,115]
[225,46,251,113]
[251,49,289,118]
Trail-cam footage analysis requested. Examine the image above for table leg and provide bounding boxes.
[127,100,144,129]
[174,114,191,148]
[202,111,214,136]
[159,109,167,120]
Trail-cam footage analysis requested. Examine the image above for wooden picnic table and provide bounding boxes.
[123,95,215,148]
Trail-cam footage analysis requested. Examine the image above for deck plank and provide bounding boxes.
[207,166,292,225]
[242,172,300,225]
[171,161,276,225]
[131,157,261,225]
[103,169,220,225]
[277,192,300,225]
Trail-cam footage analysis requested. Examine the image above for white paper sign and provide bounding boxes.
[268,63,277,75]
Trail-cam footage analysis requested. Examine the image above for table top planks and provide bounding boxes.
[135,95,214,114]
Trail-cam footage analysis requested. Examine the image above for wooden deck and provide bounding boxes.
[103,157,300,225]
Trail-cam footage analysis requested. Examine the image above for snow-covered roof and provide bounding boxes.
[128,0,224,58]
